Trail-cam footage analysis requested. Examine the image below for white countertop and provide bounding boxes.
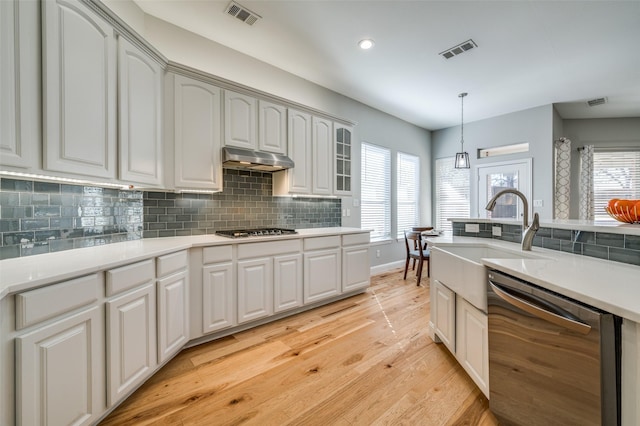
[448,218,640,236]
[0,227,368,299]
[428,236,640,323]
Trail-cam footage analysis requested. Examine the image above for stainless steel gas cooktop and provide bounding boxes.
[215,228,298,238]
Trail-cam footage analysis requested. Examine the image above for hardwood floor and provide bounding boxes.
[100,269,499,425]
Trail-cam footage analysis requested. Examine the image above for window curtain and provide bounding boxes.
[579,145,595,220]
[554,138,571,219]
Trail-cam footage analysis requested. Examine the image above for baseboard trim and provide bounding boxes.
[370,260,405,276]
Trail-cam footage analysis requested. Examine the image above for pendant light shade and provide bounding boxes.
[455,92,470,169]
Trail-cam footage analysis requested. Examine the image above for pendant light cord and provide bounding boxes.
[459,92,467,149]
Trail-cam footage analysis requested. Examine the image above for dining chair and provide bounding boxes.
[403,230,430,286]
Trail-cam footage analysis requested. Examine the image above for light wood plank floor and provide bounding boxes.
[100,269,499,425]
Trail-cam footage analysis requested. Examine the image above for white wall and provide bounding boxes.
[563,117,640,218]
[103,1,431,270]
[432,105,555,221]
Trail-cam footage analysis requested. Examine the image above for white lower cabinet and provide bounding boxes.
[341,233,370,293]
[237,258,273,323]
[157,251,189,364]
[274,253,303,313]
[432,279,456,353]
[202,262,236,333]
[16,306,105,426]
[455,296,489,397]
[304,237,341,304]
[106,283,157,405]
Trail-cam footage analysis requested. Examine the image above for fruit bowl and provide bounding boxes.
[605,199,640,224]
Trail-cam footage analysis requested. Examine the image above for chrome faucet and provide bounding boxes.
[485,189,540,251]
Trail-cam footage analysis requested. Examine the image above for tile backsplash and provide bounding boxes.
[451,221,640,266]
[0,169,342,259]
[143,169,342,238]
[0,178,143,260]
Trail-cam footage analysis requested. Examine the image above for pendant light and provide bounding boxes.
[455,92,470,169]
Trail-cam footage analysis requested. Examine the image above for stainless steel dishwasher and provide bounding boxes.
[487,269,621,426]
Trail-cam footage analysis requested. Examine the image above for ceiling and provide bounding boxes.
[133,0,640,130]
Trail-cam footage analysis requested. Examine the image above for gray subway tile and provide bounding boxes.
[609,248,640,266]
[34,181,60,193]
[1,178,32,192]
[595,232,625,248]
[583,244,608,260]
[625,235,640,251]
[551,228,572,241]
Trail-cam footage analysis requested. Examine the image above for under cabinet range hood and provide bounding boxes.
[221,146,294,172]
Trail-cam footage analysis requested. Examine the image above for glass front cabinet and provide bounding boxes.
[334,125,353,196]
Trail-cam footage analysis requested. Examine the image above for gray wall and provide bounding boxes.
[432,104,555,221]
[563,117,640,218]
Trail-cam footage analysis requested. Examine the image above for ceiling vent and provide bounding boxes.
[587,97,607,107]
[439,39,477,59]
[225,1,261,26]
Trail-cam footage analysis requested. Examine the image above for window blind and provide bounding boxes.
[594,150,640,221]
[361,142,391,241]
[397,152,419,237]
[435,157,470,232]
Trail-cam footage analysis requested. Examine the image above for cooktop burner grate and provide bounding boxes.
[215,228,297,238]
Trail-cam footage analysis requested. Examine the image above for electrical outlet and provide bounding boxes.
[465,223,480,233]
[376,249,380,258]
[342,209,346,217]
[346,208,351,217]
[533,199,543,207]
[492,226,502,237]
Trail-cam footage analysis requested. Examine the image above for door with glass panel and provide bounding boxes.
[476,159,532,219]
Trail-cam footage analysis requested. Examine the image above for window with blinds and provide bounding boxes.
[435,157,470,232]
[397,152,420,237]
[594,150,640,221]
[361,142,391,241]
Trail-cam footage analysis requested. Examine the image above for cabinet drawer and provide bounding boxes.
[106,259,155,297]
[342,233,370,246]
[303,236,340,251]
[238,239,301,259]
[15,274,100,330]
[157,250,188,277]
[203,245,233,264]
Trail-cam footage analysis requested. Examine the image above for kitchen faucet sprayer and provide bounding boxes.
[485,189,540,251]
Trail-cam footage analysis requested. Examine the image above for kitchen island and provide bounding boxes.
[427,231,640,425]
[0,227,370,425]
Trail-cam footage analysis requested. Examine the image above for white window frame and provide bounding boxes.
[396,152,420,238]
[593,149,640,221]
[361,142,391,241]
[435,157,470,233]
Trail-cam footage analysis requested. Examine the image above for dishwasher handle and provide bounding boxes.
[489,281,592,335]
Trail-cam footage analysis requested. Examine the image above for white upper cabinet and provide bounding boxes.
[174,75,223,191]
[273,108,312,195]
[258,100,287,154]
[334,125,353,196]
[42,0,117,179]
[312,116,333,195]
[117,36,163,186]
[0,0,40,171]
[224,90,257,150]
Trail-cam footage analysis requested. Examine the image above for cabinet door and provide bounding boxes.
[286,109,312,193]
[16,306,105,426]
[312,116,333,195]
[157,270,189,363]
[304,249,341,304]
[118,36,163,186]
[106,283,157,406]
[433,279,455,353]
[42,0,116,179]
[274,253,302,313]
[258,100,287,154]
[334,125,353,196]
[237,258,273,324]
[174,75,222,190]
[224,90,256,149]
[342,245,370,292]
[202,262,236,333]
[456,296,489,397]
[0,0,39,170]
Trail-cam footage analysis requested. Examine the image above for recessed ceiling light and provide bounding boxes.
[358,39,375,50]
